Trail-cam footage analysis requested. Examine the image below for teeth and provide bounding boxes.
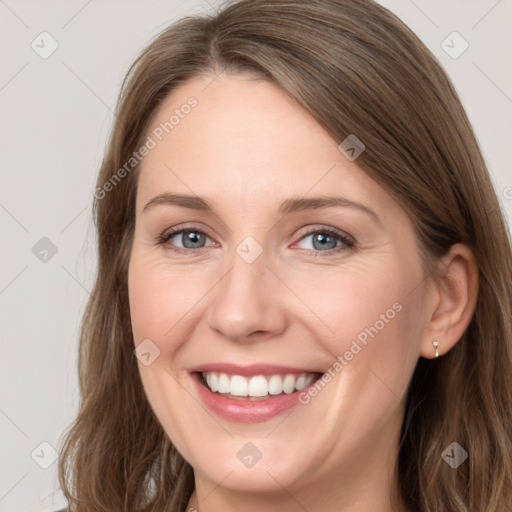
[230,375,248,396]
[268,375,283,395]
[202,372,318,397]
[248,375,268,397]
[217,373,230,393]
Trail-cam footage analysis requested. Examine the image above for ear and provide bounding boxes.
[420,243,479,358]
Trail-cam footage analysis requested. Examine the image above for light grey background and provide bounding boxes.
[0,1,510,511]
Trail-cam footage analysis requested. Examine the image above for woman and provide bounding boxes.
[57,0,512,510]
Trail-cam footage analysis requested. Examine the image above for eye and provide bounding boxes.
[157,226,215,253]
[293,227,355,255]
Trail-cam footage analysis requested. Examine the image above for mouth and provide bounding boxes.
[195,371,323,401]
[188,362,326,422]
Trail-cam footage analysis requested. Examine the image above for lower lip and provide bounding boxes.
[190,372,318,423]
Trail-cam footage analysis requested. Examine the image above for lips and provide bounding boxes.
[188,362,324,422]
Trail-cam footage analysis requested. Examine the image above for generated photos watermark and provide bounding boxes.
[298,301,403,404]
[94,96,198,200]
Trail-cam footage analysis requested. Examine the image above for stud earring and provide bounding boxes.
[433,340,439,358]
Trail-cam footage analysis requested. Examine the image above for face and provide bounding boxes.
[128,74,429,502]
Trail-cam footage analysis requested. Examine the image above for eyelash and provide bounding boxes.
[156,224,356,256]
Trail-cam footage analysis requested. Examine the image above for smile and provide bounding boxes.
[201,371,320,398]
[189,363,325,422]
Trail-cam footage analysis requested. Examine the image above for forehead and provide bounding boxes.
[136,74,393,217]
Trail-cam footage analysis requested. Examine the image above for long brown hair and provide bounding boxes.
[57,1,512,510]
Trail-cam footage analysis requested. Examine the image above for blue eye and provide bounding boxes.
[159,229,215,252]
[157,226,355,255]
[294,229,354,253]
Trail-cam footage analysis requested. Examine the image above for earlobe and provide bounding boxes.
[420,243,479,359]
[432,339,439,358]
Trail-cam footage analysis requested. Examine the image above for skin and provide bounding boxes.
[127,73,478,512]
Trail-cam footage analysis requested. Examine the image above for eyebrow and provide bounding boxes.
[142,192,381,225]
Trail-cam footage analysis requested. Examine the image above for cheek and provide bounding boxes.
[128,252,208,346]
[283,259,416,347]
[281,257,423,399]
[127,252,208,460]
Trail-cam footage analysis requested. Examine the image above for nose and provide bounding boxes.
[206,246,288,343]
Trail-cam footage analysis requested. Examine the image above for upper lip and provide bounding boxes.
[189,362,323,377]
